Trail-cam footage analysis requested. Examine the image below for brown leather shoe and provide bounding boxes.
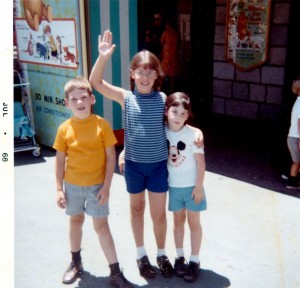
[62,261,83,284]
[137,256,156,279]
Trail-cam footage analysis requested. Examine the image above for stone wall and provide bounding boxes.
[213,0,291,122]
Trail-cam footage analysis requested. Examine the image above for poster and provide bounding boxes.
[14,0,86,147]
[15,18,78,69]
[225,0,272,71]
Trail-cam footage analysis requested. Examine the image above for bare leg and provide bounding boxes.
[129,191,146,248]
[148,191,167,249]
[173,209,186,249]
[290,162,300,177]
[93,217,118,264]
[69,213,85,252]
[187,211,202,256]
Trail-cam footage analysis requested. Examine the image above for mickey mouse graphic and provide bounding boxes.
[167,140,186,167]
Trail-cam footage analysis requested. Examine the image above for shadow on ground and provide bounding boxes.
[14,144,56,166]
[75,269,230,288]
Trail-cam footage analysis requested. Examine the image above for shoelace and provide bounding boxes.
[68,261,80,271]
[159,257,172,272]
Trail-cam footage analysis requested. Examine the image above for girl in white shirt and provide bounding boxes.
[164,92,207,283]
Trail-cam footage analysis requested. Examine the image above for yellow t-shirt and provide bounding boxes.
[53,114,117,186]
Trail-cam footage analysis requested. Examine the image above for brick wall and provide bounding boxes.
[213,0,291,122]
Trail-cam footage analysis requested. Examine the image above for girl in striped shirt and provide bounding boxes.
[90,30,173,279]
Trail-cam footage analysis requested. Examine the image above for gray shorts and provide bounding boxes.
[64,182,109,218]
[287,136,300,163]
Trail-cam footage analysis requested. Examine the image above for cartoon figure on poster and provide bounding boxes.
[22,32,34,56]
[228,0,262,53]
[23,0,53,31]
[44,24,59,61]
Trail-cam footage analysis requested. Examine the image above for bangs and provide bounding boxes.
[131,50,157,70]
[136,62,155,70]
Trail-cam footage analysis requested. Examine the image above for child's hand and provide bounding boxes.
[118,149,125,175]
[191,186,204,205]
[98,30,116,58]
[194,128,204,148]
[96,186,110,205]
[56,190,66,209]
[187,125,204,147]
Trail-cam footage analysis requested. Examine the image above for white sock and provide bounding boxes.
[189,255,199,263]
[136,246,147,260]
[176,248,184,258]
[157,248,166,257]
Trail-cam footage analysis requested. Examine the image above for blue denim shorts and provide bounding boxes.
[168,186,207,212]
[124,160,168,194]
[64,182,109,218]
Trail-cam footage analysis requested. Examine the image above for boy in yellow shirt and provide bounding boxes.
[53,76,132,287]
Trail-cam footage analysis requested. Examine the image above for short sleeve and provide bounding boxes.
[101,119,118,148]
[53,126,67,152]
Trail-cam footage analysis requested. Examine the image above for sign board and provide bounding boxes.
[15,18,78,69]
[14,0,86,147]
[225,0,272,71]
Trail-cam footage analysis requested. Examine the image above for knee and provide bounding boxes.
[174,213,186,227]
[131,202,145,217]
[152,211,166,224]
[70,214,85,229]
[188,220,201,232]
[93,220,109,235]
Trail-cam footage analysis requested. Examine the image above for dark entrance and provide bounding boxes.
[137,0,216,125]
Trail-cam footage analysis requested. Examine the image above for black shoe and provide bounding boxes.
[137,255,156,279]
[62,261,83,284]
[110,271,133,288]
[174,256,187,277]
[184,261,200,282]
[156,255,174,278]
[286,176,300,189]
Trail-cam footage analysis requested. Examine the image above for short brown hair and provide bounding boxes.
[64,76,93,99]
[292,79,300,95]
[130,50,164,91]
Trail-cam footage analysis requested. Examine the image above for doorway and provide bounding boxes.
[137,0,216,125]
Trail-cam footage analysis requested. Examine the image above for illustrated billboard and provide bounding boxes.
[225,0,272,71]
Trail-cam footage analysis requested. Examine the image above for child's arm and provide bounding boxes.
[187,125,204,147]
[89,30,126,108]
[192,153,205,204]
[55,151,67,209]
[96,145,116,205]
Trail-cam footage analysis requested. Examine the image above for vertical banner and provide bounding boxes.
[87,0,137,144]
[14,0,86,146]
[225,0,272,71]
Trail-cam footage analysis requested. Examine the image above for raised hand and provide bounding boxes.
[98,30,116,58]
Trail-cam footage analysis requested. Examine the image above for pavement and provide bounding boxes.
[13,117,300,288]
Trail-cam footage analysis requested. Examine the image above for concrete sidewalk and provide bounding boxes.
[14,147,300,288]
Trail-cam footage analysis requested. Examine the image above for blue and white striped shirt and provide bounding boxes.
[124,90,168,163]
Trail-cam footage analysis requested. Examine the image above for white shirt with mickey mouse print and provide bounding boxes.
[165,125,204,187]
